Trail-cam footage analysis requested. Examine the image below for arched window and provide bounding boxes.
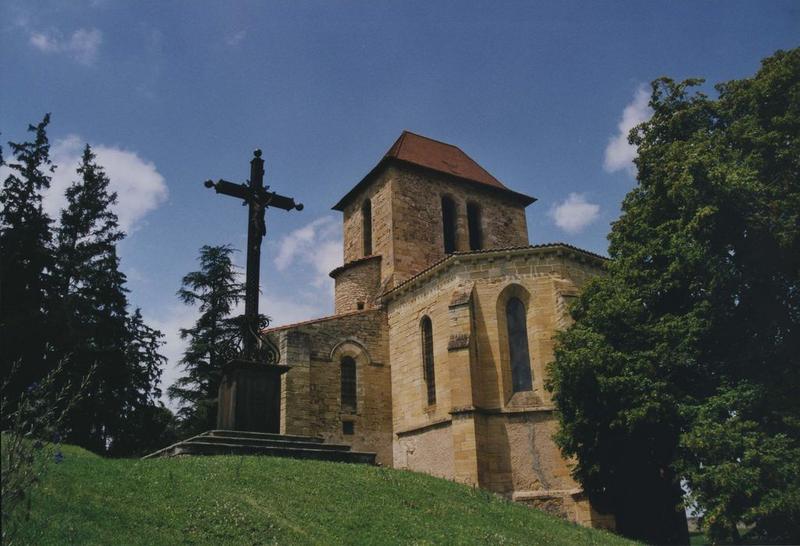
[467,202,482,251]
[441,196,456,254]
[506,297,533,392]
[420,316,436,405]
[362,199,372,256]
[341,356,357,412]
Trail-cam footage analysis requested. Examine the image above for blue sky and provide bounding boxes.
[2,1,797,407]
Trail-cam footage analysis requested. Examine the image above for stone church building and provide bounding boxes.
[267,131,612,528]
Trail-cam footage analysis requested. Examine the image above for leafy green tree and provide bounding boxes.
[0,115,56,417]
[548,48,799,544]
[168,245,245,435]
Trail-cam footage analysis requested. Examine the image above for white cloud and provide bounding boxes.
[550,193,600,234]
[603,84,652,175]
[226,30,247,46]
[274,216,343,288]
[45,135,168,232]
[29,27,102,65]
[29,32,59,52]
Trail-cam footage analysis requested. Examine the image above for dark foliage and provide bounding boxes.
[168,245,246,436]
[52,144,131,452]
[0,115,56,421]
[1,118,172,457]
[548,48,800,544]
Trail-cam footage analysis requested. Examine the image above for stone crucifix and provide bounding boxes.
[203,149,302,432]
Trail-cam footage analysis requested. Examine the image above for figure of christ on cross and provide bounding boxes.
[203,149,303,432]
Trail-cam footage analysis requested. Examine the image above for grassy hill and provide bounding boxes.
[13,444,636,545]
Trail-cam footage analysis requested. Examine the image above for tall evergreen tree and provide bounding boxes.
[0,115,55,414]
[548,49,800,544]
[168,245,245,435]
[111,308,175,456]
[52,144,171,455]
[53,144,130,452]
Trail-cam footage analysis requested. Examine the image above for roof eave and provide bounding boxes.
[332,158,391,211]
[332,157,537,211]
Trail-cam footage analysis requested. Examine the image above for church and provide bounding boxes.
[266,131,613,528]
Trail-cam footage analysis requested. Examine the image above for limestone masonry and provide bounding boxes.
[267,131,614,528]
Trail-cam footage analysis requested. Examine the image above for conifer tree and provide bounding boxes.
[168,245,245,435]
[124,308,166,408]
[53,144,130,451]
[0,115,56,415]
[111,308,175,456]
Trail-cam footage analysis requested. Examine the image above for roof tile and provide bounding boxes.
[385,131,508,191]
[333,131,535,210]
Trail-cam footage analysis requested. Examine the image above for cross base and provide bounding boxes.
[217,359,290,433]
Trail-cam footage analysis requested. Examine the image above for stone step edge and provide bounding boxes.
[205,430,323,443]
[142,432,210,460]
[169,441,377,462]
[181,441,376,457]
[184,436,353,451]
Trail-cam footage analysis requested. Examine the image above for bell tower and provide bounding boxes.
[330,131,536,313]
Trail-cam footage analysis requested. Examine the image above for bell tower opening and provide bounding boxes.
[362,199,372,256]
[441,195,457,254]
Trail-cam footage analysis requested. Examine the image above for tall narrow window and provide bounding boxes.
[506,297,533,392]
[341,356,357,411]
[421,316,436,405]
[362,199,372,256]
[441,196,456,254]
[467,202,482,250]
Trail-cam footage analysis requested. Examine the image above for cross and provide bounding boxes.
[203,149,303,362]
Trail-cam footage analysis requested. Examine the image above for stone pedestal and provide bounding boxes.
[217,359,290,433]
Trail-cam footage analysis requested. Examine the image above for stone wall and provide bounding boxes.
[384,245,610,526]
[270,309,393,466]
[337,163,531,292]
[332,256,382,314]
[390,165,530,286]
[394,421,454,479]
[341,173,393,272]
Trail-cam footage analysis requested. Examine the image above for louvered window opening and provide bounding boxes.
[441,196,456,254]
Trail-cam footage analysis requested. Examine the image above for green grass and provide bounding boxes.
[14,444,637,545]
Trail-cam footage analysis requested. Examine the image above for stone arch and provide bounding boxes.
[330,338,372,366]
[496,283,537,404]
[420,315,436,406]
[330,339,371,414]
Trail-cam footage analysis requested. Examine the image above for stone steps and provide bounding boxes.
[190,434,352,452]
[142,430,376,465]
[206,429,324,443]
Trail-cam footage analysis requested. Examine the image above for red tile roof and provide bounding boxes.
[386,131,508,191]
[332,131,535,211]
